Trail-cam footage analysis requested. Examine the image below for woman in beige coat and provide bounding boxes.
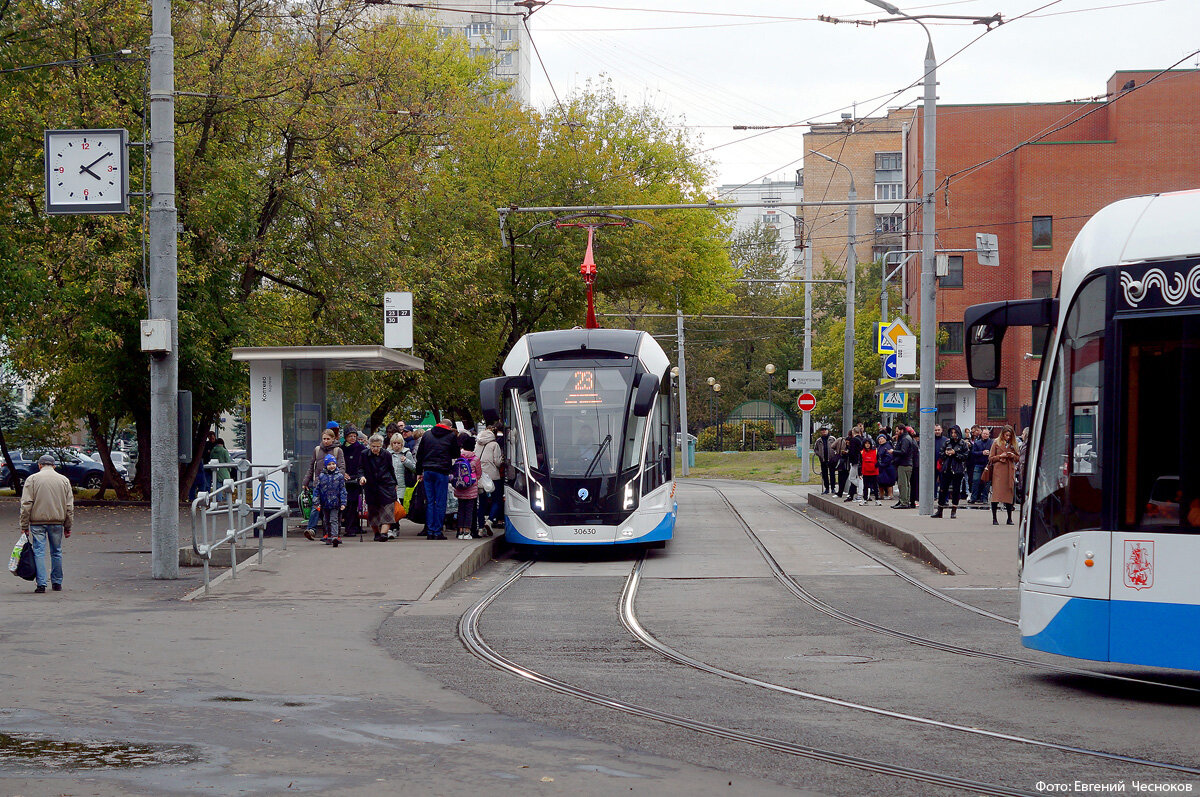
[988,425,1020,525]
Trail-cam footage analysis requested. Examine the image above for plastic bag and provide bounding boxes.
[299,488,312,520]
[393,500,406,523]
[13,537,36,581]
[478,472,495,494]
[407,484,427,525]
[8,533,27,573]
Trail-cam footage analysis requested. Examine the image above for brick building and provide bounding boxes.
[899,69,1200,430]
[802,109,914,272]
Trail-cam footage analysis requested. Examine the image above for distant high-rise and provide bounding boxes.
[375,1,530,104]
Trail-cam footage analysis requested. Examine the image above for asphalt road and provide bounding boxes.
[379,481,1200,796]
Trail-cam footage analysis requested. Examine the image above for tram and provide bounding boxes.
[479,327,676,547]
[965,190,1200,671]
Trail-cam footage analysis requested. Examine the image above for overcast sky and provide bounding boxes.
[526,0,1200,192]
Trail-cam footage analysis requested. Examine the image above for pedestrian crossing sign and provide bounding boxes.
[878,390,907,412]
[876,322,894,354]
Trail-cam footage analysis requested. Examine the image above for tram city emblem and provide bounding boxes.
[1123,540,1154,590]
[577,488,589,501]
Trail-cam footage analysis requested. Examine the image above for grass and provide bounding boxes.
[675,449,822,486]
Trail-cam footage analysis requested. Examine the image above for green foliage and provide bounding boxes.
[697,419,777,452]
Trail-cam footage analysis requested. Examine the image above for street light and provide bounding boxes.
[809,149,856,437]
[765,363,776,444]
[712,382,722,450]
[858,0,1001,515]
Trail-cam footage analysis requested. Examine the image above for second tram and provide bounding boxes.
[480,328,676,547]
[965,189,1200,671]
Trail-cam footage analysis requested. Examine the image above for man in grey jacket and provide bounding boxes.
[20,454,74,593]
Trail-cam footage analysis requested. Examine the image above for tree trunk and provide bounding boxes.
[0,423,19,496]
[367,396,394,436]
[179,415,216,502]
[134,410,151,498]
[86,413,133,501]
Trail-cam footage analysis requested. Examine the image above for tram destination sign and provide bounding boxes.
[1118,259,1200,311]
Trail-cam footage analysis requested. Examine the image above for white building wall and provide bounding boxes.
[715,174,804,275]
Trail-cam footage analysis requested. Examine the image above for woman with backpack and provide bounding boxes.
[452,434,484,540]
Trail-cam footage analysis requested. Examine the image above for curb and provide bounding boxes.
[806,492,961,574]
[418,534,507,602]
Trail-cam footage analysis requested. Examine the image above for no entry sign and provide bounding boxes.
[797,392,816,412]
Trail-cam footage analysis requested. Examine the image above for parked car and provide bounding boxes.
[90,451,133,483]
[4,449,114,491]
[1,450,35,490]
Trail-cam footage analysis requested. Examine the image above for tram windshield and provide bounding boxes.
[1120,314,1200,530]
[517,365,640,478]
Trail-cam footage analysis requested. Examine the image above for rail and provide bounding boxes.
[190,459,292,596]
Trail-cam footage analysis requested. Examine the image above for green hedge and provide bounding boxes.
[697,420,778,451]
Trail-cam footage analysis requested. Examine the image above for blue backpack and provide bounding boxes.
[453,456,477,490]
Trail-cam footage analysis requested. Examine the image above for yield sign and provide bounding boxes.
[883,318,913,350]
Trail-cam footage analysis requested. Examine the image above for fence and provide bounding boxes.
[190,459,292,596]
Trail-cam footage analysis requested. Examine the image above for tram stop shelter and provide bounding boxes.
[231,346,425,526]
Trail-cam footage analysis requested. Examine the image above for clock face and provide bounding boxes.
[44,129,130,215]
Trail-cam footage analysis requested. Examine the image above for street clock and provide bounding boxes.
[44,128,130,215]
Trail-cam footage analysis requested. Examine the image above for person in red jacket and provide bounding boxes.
[859,436,880,506]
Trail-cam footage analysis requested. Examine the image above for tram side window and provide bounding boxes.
[642,390,673,492]
[1120,314,1200,530]
[1029,277,1105,554]
[516,390,546,474]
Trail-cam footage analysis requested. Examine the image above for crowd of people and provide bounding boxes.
[812,421,1030,523]
[300,418,505,546]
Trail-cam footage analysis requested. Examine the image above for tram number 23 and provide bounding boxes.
[572,528,597,535]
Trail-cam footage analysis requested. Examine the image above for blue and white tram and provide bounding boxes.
[479,328,677,547]
[965,190,1200,671]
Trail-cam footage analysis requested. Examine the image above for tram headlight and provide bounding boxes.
[532,479,545,512]
[623,480,638,511]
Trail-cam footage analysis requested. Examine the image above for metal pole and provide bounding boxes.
[843,174,857,437]
[800,235,813,479]
[149,0,179,578]
[918,36,938,516]
[676,310,689,476]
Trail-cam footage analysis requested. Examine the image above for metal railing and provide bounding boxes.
[190,459,292,596]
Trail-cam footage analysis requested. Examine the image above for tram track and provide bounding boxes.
[695,480,1200,696]
[458,560,1041,797]
[620,555,1200,778]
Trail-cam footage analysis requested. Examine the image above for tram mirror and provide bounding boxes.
[633,373,660,416]
[967,325,1002,388]
[480,375,531,424]
[964,298,1058,389]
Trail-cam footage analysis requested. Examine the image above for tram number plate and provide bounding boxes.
[572,528,598,535]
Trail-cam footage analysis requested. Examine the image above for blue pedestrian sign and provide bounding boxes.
[878,390,908,412]
[883,353,899,379]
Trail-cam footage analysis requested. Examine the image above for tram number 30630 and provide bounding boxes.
[572,528,598,535]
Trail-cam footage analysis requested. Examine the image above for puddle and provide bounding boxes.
[0,732,200,770]
[208,696,254,702]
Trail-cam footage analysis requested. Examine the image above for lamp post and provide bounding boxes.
[859,0,1001,514]
[712,382,722,450]
[765,363,776,446]
[808,150,856,437]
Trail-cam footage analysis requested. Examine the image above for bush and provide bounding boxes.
[697,420,778,451]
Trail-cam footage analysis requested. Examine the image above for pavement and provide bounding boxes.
[806,487,1021,585]
[0,481,1019,794]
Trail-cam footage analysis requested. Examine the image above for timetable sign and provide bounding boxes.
[383,292,413,349]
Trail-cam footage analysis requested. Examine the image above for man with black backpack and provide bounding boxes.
[415,418,459,540]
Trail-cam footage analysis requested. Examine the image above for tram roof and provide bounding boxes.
[1060,189,1200,310]
[502,328,669,376]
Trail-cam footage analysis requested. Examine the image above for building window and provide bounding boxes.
[873,244,900,263]
[500,28,514,42]
[941,254,963,288]
[875,214,903,233]
[466,22,493,37]
[500,52,514,66]
[1032,216,1052,249]
[1031,270,1053,356]
[438,26,453,38]
[987,388,1007,419]
[939,322,963,354]
[762,212,779,226]
[875,182,903,201]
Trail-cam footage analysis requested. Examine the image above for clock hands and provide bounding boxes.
[78,150,113,181]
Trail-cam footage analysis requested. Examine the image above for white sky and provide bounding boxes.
[526,0,1200,192]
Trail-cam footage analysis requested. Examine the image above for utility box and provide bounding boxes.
[140,319,171,353]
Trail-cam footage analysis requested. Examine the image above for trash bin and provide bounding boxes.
[687,439,696,468]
